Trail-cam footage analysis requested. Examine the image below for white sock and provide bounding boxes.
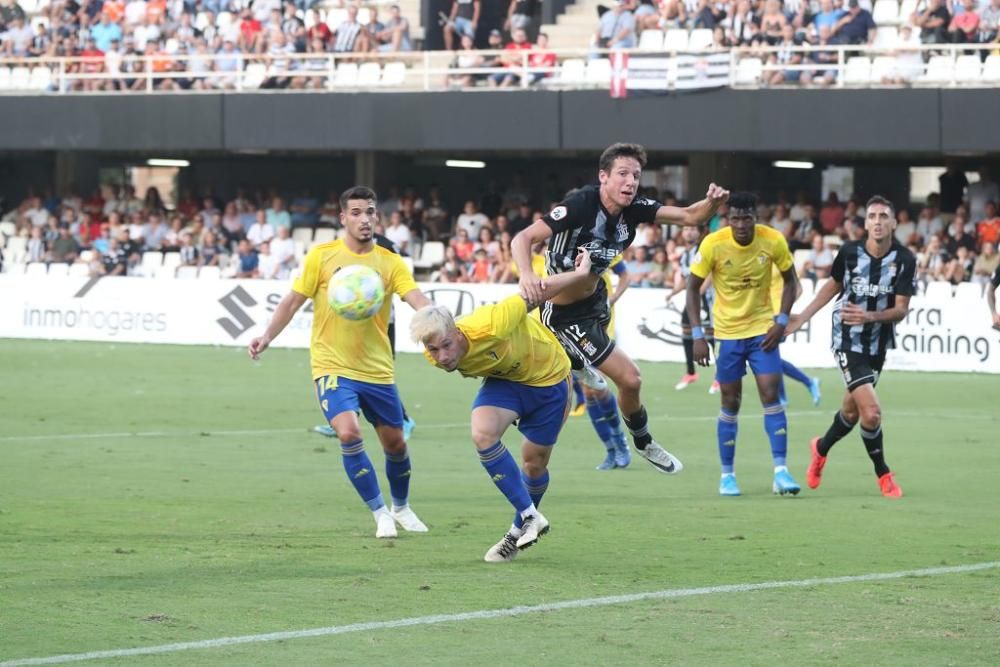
[372,506,390,519]
[774,465,788,473]
[519,504,538,521]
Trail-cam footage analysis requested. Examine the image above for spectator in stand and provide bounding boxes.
[161,216,185,251]
[307,8,332,46]
[47,225,80,264]
[809,24,840,86]
[448,34,483,87]
[625,246,654,286]
[468,247,492,283]
[256,240,281,279]
[810,0,844,38]
[800,233,835,280]
[944,245,974,284]
[437,245,469,282]
[450,227,476,263]
[646,247,671,287]
[760,0,788,45]
[142,213,168,250]
[443,0,480,52]
[235,238,258,278]
[507,0,539,38]
[594,0,636,50]
[475,226,500,259]
[456,200,489,238]
[265,196,291,231]
[2,15,32,56]
[723,0,756,46]
[977,201,1000,249]
[939,162,968,215]
[385,210,412,255]
[101,236,129,275]
[508,199,534,237]
[269,224,296,276]
[91,11,122,52]
[819,192,845,233]
[973,242,1000,286]
[199,230,225,268]
[968,170,999,222]
[948,0,980,44]
[914,0,951,44]
[894,208,918,245]
[178,231,199,266]
[332,3,368,53]
[528,31,555,85]
[768,24,806,85]
[317,191,341,227]
[421,187,449,240]
[219,202,244,246]
[656,0,690,32]
[832,0,876,45]
[246,209,276,248]
[26,226,46,263]
[981,0,1000,45]
[918,235,949,284]
[490,27,531,87]
[375,4,412,52]
[946,216,977,256]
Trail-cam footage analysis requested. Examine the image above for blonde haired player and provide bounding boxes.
[248,186,432,539]
[411,250,592,562]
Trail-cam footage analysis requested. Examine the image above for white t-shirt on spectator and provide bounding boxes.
[26,207,49,228]
[384,224,411,251]
[247,222,275,247]
[258,252,280,279]
[128,222,145,240]
[456,212,489,239]
[125,0,148,26]
[894,221,917,245]
[770,216,794,237]
[270,236,296,270]
[134,23,161,50]
[789,203,807,222]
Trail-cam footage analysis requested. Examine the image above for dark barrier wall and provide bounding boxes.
[1,89,998,154]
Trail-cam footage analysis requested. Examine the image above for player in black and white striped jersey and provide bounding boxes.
[665,223,717,393]
[787,195,917,498]
[511,142,729,474]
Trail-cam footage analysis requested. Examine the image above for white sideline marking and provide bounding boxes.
[0,409,992,443]
[2,561,997,666]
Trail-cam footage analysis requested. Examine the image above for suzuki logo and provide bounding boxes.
[217,286,257,339]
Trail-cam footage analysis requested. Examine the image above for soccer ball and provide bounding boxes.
[327,265,386,320]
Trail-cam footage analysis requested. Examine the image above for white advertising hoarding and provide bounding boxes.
[1,275,998,374]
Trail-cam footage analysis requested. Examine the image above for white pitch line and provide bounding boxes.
[0,409,993,444]
[2,561,996,667]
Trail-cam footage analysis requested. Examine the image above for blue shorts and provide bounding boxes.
[716,335,783,384]
[315,376,404,429]
[451,16,475,38]
[472,376,571,446]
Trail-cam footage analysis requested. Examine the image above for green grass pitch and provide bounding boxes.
[1,339,998,665]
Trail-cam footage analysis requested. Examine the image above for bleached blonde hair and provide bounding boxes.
[409,304,456,344]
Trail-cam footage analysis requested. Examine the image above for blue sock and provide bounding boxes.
[514,470,550,529]
[478,442,532,515]
[781,359,811,389]
[717,409,738,474]
[341,440,385,511]
[763,402,788,467]
[585,393,615,450]
[572,377,585,405]
[597,391,626,444]
[384,447,411,508]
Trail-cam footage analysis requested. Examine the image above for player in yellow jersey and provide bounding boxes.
[769,263,822,407]
[686,192,801,497]
[410,252,593,562]
[248,186,432,540]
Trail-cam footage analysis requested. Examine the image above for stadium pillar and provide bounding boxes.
[687,154,751,199]
[54,152,100,197]
[355,151,402,195]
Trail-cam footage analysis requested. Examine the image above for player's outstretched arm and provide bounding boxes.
[653,183,729,227]
[248,291,307,359]
[511,220,554,303]
[686,274,711,366]
[536,247,592,304]
[401,288,432,311]
[786,278,841,335]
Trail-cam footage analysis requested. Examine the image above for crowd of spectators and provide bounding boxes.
[2,168,999,293]
[0,0,417,90]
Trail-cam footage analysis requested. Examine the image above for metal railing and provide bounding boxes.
[0,42,997,94]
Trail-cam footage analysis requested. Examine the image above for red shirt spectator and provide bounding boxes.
[80,42,105,73]
[977,202,1000,249]
[819,193,845,233]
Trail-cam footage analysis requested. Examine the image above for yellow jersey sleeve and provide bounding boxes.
[770,264,784,316]
[292,246,322,299]
[386,253,419,299]
[771,234,794,273]
[689,235,716,279]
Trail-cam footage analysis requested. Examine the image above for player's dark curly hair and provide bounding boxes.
[599,143,648,173]
[865,194,895,218]
[340,185,378,210]
[727,191,758,212]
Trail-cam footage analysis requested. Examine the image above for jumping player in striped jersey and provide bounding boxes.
[787,195,916,498]
[512,142,729,475]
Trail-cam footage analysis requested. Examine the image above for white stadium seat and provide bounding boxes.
[0,67,11,91]
[983,55,1000,82]
[141,251,163,276]
[380,61,407,86]
[356,62,381,86]
[688,28,714,51]
[663,29,689,52]
[0,220,16,237]
[844,57,872,84]
[9,66,31,90]
[68,262,91,277]
[313,228,336,244]
[954,55,982,83]
[292,228,313,244]
[924,281,953,299]
[25,262,48,277]
[333,62,359,87]
[175,266,199,279]
[199,265,222,279]
[161,252,182,276]
[585,58,611,85]
[47,262,70,277]
[922,55,954,83]
[558,58,586,84]
[871,56,897,83]
[735,57,763,85]
[637,29,664,52]
[413,241,445,270]
[872,0,900,24]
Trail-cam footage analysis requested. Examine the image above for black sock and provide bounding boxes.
[683,337,695,375]
[818,411,856,457]
[860,424,890,477]
[623,406,652,449]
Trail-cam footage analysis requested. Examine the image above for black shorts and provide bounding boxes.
[835,350,886,391]
[540,284,615,368]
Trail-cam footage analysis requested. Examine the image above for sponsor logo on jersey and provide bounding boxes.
[850,276,894,297]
